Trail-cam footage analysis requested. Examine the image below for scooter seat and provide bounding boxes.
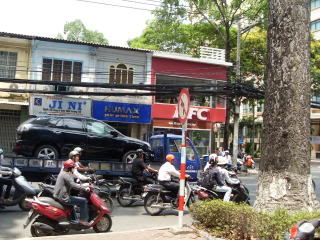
[120,177,138,184]
[147,184,171,193]
[38,197,65,210]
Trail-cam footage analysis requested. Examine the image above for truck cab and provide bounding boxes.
[149,134,201,180]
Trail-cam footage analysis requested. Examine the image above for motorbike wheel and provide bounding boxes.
[30,216,57,237]
[19,196,32,211]
[117,187,134,207]
[144,193,164,216]
[93,214,112,233]
[103,196,114,212]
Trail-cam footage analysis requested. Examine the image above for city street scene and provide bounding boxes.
[1,0,320,239]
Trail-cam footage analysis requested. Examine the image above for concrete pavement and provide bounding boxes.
[19,226,220,240]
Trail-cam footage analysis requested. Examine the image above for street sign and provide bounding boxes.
[178,88,190,124]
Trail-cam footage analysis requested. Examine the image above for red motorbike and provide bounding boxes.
[23,186,112,237]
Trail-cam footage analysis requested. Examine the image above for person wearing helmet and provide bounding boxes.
[201,156,225,195]
[72,147,93,174]
[54,159,90,226]
[217,156,240,185]
[60,151,91,182]
[158,154,189,200]
[204,153,217,171]
[131,149,158,185]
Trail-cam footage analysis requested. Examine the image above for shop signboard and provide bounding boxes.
[152,103,226,123]
[92,101,151,124]
[29,95,92,117]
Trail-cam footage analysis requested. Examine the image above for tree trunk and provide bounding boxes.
[254,0,318,211]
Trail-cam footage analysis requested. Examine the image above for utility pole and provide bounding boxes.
[232,20,241,166]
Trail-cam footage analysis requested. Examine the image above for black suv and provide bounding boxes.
[13,116,152,162]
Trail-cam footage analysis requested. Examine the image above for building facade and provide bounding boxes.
[151,51,232,156]
[311,0,320,40]
[0,34,31,153]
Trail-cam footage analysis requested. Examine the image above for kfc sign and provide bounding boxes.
[173,107,209,121]
[152,103,226,123]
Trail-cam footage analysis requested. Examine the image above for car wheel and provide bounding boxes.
[35,145,59,160]
[122,150,138,164]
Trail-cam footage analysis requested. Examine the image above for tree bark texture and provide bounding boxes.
[254,0,318,211]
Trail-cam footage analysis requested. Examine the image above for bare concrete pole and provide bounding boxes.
[232,20,241,166]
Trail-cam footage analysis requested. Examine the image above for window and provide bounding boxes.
[86,120,116,135]
[311,20,320,32]
[169,139,180,152]
[41,58,82,82]
[311,0,320,9]
[313,95,320,103]
[109,64,134,84]
[62,118,84,131]
[0,51,17,78]
[257,102,264,112]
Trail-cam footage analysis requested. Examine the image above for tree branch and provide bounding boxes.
[190,0,226,41]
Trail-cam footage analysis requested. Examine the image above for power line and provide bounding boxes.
[76,0,157,11]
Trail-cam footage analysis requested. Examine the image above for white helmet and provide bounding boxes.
[69,150,80,159]
[73,147,83,153]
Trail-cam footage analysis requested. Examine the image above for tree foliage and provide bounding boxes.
[57,19,108,44]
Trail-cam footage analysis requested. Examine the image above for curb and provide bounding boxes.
[190,225,224,240]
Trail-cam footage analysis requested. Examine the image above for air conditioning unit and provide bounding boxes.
[54,85,70,92]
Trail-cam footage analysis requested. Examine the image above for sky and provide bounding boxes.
[0,0,158,47]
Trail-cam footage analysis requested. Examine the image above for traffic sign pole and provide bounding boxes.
[177,88,190,229]
[178,121,187,228]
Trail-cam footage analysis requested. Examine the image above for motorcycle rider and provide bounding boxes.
[131,149,158,185]
[63,151,91,182]
[217,156,240,186]
[73,147,94,173]
[54,159,90,226]
[204,153,217,171]
[158,154,190,200]
[203,155,232,202]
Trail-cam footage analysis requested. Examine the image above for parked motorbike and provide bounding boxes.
[143,180,195,216]
[117,172,157,207]
[0,167,39,211]
[23,185,112,237]
[288,219,320,240]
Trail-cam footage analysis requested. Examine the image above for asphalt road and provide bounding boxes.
[1,164,320,239]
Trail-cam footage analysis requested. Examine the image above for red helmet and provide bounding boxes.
[63,159,75,169]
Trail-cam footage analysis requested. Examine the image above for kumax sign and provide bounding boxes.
[92,101,151,124]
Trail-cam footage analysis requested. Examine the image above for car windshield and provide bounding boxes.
[87,120,121,136]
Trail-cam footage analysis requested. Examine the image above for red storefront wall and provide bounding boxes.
[152,103,225,130]
[151,56,228,129]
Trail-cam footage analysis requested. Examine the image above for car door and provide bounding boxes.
[55,118,87,158]
[85,119,123,161]
[168,138,200,180]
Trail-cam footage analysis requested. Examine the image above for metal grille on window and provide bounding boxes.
[0,110,20,154]
[0,51,17,78]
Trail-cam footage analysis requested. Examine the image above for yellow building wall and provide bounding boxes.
[0,37,31,99]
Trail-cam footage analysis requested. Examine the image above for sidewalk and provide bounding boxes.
[20,226,220,240]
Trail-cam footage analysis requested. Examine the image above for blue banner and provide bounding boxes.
[92,101,151,124]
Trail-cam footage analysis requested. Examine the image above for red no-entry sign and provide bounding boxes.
[178,88,190,124]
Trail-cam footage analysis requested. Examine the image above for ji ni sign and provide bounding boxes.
[92,101,151,124]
